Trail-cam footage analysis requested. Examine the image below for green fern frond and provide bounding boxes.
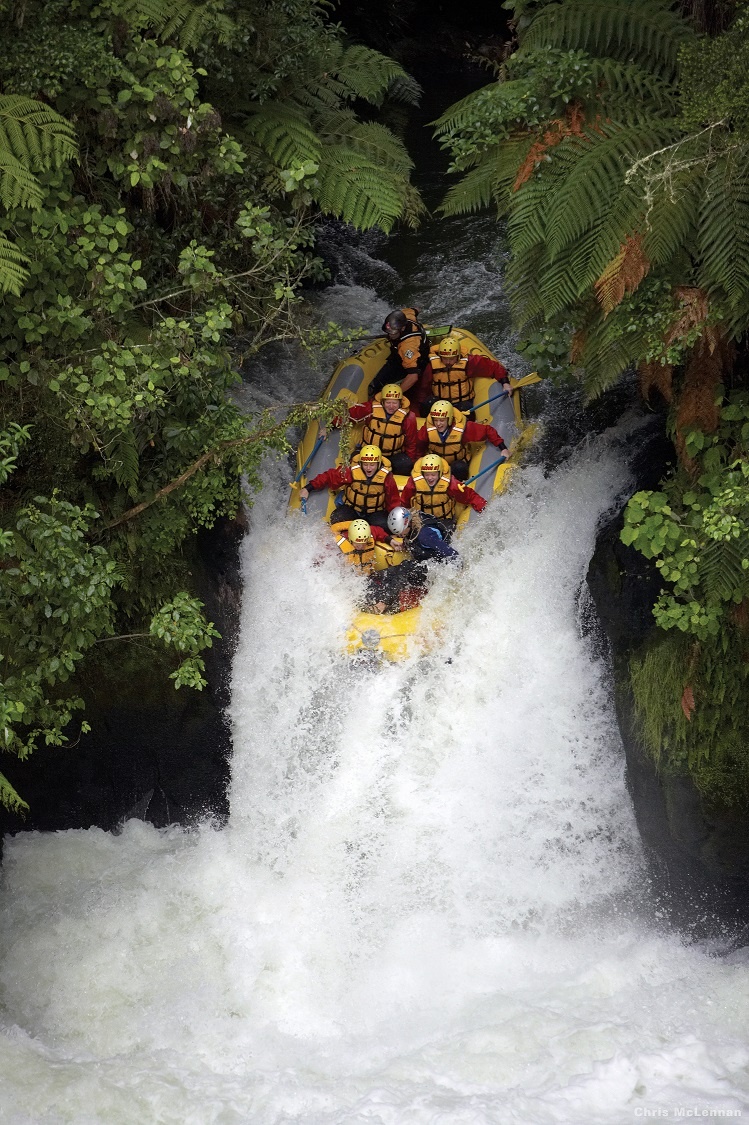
[387,74,422,107]
[0,95,77,172]
[701,535,749,602]
[0,770,28,816]
[0,231,30,295]
[109,437,141,493]
[543,122,680,257]
[400,182,428,229]
[578,308,646,396]
[119,0,235,48]
[588,59,679,118]
[319,116,413,173]
[506,242,549,327]
[327,45,422,108]
[439,159,499,216]
[295,81,346,113]
[245,102,321,168]
[698,154,749,308]
[0,152,46,211]
[314,146,408,232]
[521,0,694,79]
[507,172,554,257]
[641,171,701,266]
[432,79,529,137]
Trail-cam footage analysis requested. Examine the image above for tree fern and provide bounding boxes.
[432,79,531,140]
[243,42,422,234]
[521,0,694,79]
[698,154,749,310]
[245,102,322,168]
[315,146,408,233]
[118,0,235,49]
[0,233,30,296]
[701,535,749,602]
[0,96,77,170]
[319,115,413,175]
[543,122,679,258]
[640,170,701,266]
[321,44,421,107]
[0,96,76,295]
[577,310,648,396]
[588,58,679,119]
[0,95,77,214]
[440,158,502,217]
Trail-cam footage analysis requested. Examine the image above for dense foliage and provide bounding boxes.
[436,0,749,804]
[0,0,421,813]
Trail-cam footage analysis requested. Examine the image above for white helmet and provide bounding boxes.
[387,506,411,535]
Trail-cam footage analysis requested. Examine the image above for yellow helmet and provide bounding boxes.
[429,400,454,425]
[348,519,371,547]
[359,444,382,465]
[420,454,443,473]
[437,335,461,359]
[381,384,402,402]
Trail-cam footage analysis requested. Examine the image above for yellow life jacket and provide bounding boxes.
[425,409,469,465]
[374,539,408,571]
[410,457,455,521]
[429,356,472,405]
[362,396,410,457]
[336,533,376,573]
[343,458,390,515]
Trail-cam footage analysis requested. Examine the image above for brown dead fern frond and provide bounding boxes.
[638,359,674,404]
[569,329,586,365]
[595,233,651,315]
[665,286,709,348]
[674,334,733,467]
[513,102,587,190]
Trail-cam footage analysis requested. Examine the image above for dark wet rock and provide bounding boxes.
[587,425,749,928]
[0,514,245,839]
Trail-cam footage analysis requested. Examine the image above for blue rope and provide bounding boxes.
[465,455,507,486]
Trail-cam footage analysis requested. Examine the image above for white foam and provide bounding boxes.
[3,423,749,1123]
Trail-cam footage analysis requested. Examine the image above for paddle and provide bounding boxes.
[465,455,507,486]
[358,324,453,343]
[471,372,542,412]
[291,431,327,515]
[293,433,325,484]
[471,389,509,412]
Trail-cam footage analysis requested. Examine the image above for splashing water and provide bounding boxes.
[2,222,749,1124]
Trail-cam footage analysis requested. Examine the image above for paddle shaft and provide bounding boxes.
[465,455,507,486]
[294,433,325,484]
[471,388,509,412]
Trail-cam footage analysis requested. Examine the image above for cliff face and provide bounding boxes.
[587,428,749,928]
[0,515,245,841]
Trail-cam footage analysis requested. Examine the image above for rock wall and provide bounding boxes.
[587,427,749,929]
[0,514,245,841]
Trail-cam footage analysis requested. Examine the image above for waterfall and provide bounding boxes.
[2,223,749,1123]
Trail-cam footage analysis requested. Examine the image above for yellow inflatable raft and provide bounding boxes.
[289,328,539,661]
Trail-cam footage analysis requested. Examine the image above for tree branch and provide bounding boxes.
[103,428,280,531]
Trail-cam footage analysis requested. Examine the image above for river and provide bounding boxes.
[1,216,749,1123]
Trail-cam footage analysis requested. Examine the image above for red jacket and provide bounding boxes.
[307,465,402,510]
[400,474,486,513]
[348,400,420,461]
[415,354,510,408]
[415,419,506,460]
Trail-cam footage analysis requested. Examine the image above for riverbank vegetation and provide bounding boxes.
[437,0,749,805]
[0,0,422,812]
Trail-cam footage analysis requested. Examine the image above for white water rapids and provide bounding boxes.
[3,229,749,1122]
